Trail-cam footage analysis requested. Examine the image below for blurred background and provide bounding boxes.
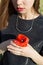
[39,0,43,14]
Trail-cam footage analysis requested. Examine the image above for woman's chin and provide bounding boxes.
[18,11,26,14]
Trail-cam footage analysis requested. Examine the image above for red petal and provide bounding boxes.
[13,39,27,47]
[17,34,29,42]
[13,34,30,47]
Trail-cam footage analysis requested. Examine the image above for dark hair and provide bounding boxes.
[33,0,40,13]
[8,0,18,16]
[9,0,40,15]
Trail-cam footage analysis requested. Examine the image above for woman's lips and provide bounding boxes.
[17,7,24,12]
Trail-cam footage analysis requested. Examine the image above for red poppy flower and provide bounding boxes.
[13,34,29,47]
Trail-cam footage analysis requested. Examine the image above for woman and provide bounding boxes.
[0,0,43,65]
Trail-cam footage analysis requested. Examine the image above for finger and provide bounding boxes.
[10,41,21,48]
[8,49,22,56]
[7,45,22,52]
[27,44,29,46]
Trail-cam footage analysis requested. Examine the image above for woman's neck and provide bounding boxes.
[18,8,39,20]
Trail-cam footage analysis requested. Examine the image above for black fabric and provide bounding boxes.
[1,51,29,65]
[0,14,43,65]
[39,46,43,56]
[0,34,16,43]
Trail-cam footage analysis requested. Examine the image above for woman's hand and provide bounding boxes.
[7,41,34,58]
[7,41,43,65]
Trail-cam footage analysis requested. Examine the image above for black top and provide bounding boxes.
[0,14,43,65]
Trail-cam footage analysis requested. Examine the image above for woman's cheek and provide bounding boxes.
[25,0,34,9]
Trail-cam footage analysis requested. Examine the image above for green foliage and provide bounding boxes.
[39,0,43,14]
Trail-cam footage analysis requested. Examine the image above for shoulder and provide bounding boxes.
[39,15,43,23]
[37,15,43,28]
[37,14,43,23]
[35,14,43,27]
[33,15,43,37]
[35,15,43,39]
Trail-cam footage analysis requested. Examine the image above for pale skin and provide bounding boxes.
[0,0,43,65]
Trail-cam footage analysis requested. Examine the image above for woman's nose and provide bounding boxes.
[17,0,22,5]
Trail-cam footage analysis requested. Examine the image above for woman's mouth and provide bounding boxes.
[17,7,25,12]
